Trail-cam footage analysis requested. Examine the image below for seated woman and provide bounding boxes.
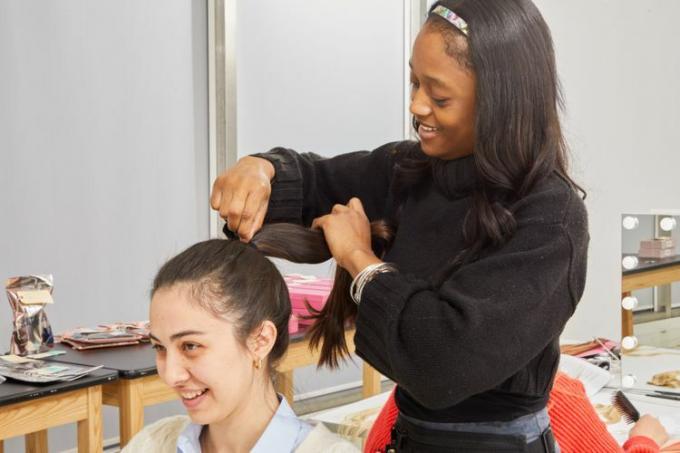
[123,237,358,453]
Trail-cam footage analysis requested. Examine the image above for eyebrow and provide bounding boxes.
[409,61,449,89]
[148,330,206,343]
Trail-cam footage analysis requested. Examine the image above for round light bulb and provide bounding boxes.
[622,255,639,270]
[622,216,639,230]
[659,217,677,232]
[621,336,639,350]
[621,296,638,310]
[622,374,637,388]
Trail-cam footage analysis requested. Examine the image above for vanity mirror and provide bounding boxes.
[620,212,680,395]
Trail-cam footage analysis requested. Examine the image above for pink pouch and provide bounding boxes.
[288,314,299,334]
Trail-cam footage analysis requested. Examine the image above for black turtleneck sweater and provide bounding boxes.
[253,140,589,423]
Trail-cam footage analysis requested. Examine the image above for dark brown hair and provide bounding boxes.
[252,222,394,368]
[152,239,291,371]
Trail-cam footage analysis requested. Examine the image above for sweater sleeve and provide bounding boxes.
[251,141,410,226]
[121,415,189,453]
[354,203,588,409]
[547,373,624,452]
[623,437,660,453]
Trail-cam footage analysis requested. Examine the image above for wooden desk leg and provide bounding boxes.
[622,291,634,338]
[118,379,145,448]
[77,386,102,453]
[275,370,294,405]
[362,363,381,398]
[0,439,3,453]
[25,430,48,453]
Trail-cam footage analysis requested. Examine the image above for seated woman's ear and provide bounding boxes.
[247,320,277,367]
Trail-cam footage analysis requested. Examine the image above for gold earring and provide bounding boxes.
[253,358,262,370]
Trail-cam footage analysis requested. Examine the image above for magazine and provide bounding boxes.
[0,354,103,384]
[59,321,150,350]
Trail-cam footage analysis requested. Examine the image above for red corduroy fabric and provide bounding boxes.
[363,373,661,453]
[546,373,657,453]
[364,387,398,452]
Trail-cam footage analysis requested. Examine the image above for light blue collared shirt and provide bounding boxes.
[176,396,313,453]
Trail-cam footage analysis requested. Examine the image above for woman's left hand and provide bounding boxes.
[312,198,381,276]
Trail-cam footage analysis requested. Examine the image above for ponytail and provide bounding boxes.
[251,222,394,368]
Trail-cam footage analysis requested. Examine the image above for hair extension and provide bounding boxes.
[252,222,395,369]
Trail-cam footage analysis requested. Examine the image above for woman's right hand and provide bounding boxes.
[210,156,275,242]
[629,414,669,447]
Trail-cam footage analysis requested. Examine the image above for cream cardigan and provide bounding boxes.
[122,415,359,453]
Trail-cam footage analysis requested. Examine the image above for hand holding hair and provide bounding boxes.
[311,197,383,277]
[250,218,395,369]
[210,156,275,242]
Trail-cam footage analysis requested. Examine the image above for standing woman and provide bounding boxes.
[211,0,589,451]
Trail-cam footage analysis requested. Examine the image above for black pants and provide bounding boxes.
[385,415,558,453]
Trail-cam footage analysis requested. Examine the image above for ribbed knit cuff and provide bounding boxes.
[623,436,660,453]
[252,148,304,222]
[357,273,407,321]
[354,272,431,375]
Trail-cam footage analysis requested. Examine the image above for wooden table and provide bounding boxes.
[275,328,381,404]
[48,327,381,448]
[47,343,174,448]
[0,368,117,453]
[622,254,680,337]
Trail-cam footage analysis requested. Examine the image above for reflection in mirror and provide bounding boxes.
[620,212,680,396]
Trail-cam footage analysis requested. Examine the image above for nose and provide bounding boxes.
[158,350,191,387]
[410,88,432,118]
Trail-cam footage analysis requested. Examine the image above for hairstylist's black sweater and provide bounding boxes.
[253,140,589,423]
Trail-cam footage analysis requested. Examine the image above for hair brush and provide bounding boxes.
[612,390,640,424]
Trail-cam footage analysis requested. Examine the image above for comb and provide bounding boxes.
[612,391,640,424]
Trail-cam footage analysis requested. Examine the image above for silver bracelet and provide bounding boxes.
[349,262,397,305]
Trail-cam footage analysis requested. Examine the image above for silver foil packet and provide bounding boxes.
[6,274,55,355]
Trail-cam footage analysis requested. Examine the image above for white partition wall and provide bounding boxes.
[234,0,407,398]
[533,0,680,340]
[0,1,209,451]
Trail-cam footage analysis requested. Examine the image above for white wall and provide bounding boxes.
[0,1,208,451]
[531,0,680,340]
[236,0,405,156]
[236,0,405,396]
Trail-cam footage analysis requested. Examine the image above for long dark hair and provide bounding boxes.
[252,222,394,368]
[152,239,291,371]
[403,0,585,278]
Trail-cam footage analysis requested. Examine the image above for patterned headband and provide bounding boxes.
[431,5,469,37]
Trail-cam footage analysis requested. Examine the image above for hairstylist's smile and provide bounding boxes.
[417,121,441,141]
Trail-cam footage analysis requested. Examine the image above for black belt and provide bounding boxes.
[385,414,557,453]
